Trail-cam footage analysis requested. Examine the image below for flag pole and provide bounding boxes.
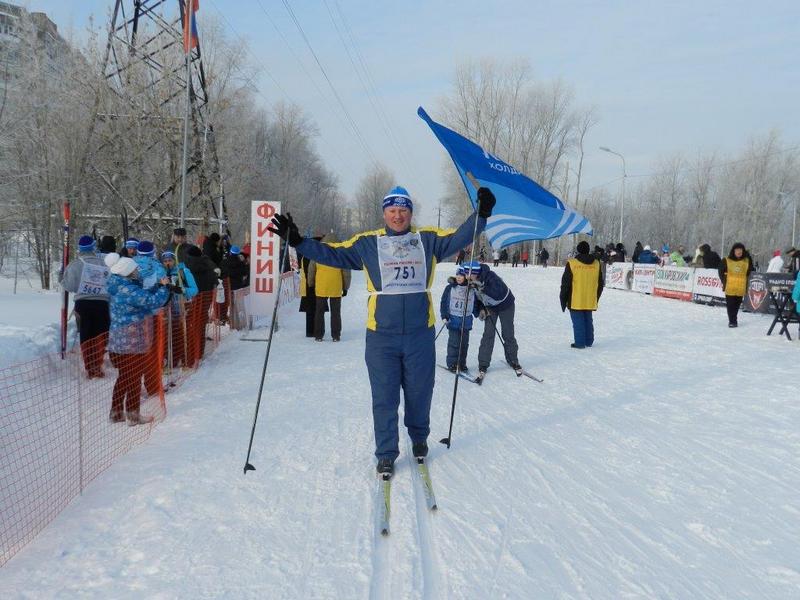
[178,5,192,229]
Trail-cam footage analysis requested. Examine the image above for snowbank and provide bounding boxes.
[0,275,68,368]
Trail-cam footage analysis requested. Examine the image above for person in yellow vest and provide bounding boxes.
[718,242,752,328]
[308,233,351,341]
[560,241,604,348]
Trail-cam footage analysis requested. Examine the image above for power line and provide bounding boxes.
[204,0,346,163]
[323,0,414,178]
[279,0,378,165]
[252,0,358,150]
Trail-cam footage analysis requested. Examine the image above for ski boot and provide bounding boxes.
[376,458,394,478]
[412,441,428,458]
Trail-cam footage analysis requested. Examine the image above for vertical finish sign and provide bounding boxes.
[249,201,281,320]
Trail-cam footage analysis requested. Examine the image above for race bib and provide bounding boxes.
[78,260,110,296]
[377,231,427,295]
[448,285,474,317]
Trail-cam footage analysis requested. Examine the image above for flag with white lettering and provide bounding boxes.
[418,107,592,248]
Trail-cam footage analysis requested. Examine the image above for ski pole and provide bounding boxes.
[441,172,483,449]
[243,222,293,475]
[434,321,447,341]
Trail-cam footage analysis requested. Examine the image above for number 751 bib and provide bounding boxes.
[377,232,427,294]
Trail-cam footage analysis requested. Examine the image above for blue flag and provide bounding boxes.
[418,107,592,248]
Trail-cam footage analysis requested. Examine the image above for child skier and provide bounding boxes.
[440,265,480,372]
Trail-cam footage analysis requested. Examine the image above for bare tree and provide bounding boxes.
[353,163,395,232]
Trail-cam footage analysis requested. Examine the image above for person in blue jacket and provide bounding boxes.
[440,265,480,372]
[105,254,171,426]
[636,244,660,264]
[268,186,496,476]
[161,250,198,368]
[464,260,522,377]
[133,240,167,290]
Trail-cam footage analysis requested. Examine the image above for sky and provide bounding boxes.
[22,0,800,224]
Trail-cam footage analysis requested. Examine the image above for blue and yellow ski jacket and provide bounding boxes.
[296,214,484,334]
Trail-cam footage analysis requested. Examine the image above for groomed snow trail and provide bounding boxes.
[1,265,799,599]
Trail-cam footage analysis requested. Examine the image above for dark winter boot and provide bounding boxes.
[412,441,428,458]
[376,458,394,477]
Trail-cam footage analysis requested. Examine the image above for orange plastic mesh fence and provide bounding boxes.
[0,290,227,567]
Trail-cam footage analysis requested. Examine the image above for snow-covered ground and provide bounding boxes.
[1,265,799,599]
[0,267,66,368]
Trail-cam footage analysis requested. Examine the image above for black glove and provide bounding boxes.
[169,284,184,295]
[477,187,496,219]
[342,289,348,297]
[267,212,303,247]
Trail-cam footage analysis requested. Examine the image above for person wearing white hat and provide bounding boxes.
[105,253,171,425]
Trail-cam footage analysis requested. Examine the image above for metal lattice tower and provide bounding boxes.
[85,0,226,240]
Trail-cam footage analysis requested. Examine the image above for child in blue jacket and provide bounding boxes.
[440,265,480,372]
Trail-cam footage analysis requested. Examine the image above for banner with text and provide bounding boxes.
[692,268,725,305]
[743,272,797,314]
[632,265,657,294]
[653,266,693,301]
[248,201,281,322]
[606,262,633,290]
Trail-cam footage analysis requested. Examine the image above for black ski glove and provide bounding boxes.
[267,212,303,247]
[477,187,496,219]
[342,289,348,297]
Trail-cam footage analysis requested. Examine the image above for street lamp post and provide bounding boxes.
[599,146,627,243]
[777,191,796,248]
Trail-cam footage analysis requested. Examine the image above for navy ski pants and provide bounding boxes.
[569,309,594,348]
[365,327,435,461]
[446,327,470,369]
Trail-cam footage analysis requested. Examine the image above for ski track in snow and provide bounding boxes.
[1,265,800,599]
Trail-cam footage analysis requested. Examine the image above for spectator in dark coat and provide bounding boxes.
[699,243,722,269]
[184,245,219,365]
[539,247,550,267]
[221,246,249,290]
[615,243,626,262]
[202,232,224,267]
[631,242,643,263]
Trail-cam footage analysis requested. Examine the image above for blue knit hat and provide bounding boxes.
[230,245,241,255]
[160,250,175,261]
[463,260,482,275]
[125,237,139,249]
[137,240,155,257]
[78,235,95,252]
[382,186,413,212]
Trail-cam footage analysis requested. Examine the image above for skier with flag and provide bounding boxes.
[267,185,495,477]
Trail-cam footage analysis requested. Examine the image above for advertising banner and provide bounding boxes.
[606,262,633,290]
[248,200,281,321]
[743,272,797,314]
[692,268,725,305]
[653,266,694,301]
[632,264,657,294]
